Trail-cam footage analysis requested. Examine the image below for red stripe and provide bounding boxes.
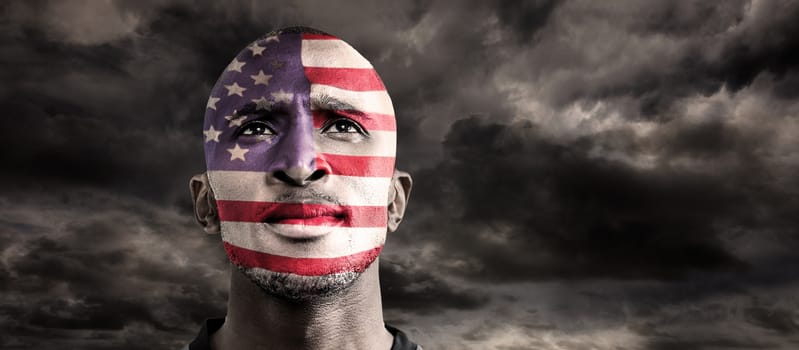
[224,242,383,276]
[302,33,338,40]
[304,67,385,91]
[216,201,387,227]
[312,110,396,131]
[316,154,395,177]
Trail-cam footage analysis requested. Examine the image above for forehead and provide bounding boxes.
[205,32,393,120]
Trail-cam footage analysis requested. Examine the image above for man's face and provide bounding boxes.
[202,30,396,298]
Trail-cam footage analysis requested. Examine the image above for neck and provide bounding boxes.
[212,260,393,350]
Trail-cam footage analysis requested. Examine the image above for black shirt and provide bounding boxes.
[186,318,422,350]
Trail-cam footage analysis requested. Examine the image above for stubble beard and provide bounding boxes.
[235,265,364,301]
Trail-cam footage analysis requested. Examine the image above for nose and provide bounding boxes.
[274,166,327,187]
[269,98,326,186]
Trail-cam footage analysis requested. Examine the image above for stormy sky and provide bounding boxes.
[2,0,798,349]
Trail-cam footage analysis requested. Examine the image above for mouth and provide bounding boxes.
[261,202,348,227]
[215,198,352,239]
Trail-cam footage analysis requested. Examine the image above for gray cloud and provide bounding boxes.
[404,116,788,281]
[380,260,489,314]
[0,189,228,349]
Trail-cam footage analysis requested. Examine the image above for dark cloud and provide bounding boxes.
[647,338,776,350]
[714,2,799,92]
[405,116,788,281]
[623,1,746,37]
[491,1,799,118]
[380,260,489,314]
[0,189,227,349]
[494,0,559,43]
[744,306,799,335]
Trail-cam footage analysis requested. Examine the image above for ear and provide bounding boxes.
[190,173,220,235]
[387,169,413,233]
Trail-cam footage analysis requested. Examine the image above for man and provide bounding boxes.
[187,26,419,349]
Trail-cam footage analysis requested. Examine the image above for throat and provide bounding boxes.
[212,261,393,350]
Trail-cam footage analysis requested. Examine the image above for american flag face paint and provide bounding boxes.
[203,30,396,277]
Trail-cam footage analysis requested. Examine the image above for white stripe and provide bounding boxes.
[314,130,396,157]
[221,221,386,258]
[208,171,391,206]
[301,39,373,69]
[310,85,394,116]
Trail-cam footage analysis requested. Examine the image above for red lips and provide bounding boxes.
[215,201,388,227]
[259,202,347,225]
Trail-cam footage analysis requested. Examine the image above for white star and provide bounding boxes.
[206,97,220,110]
[203,125,223,143]
[251,96,271,110]
[249,43,266,56]
[250,70,272,86]
[225,114,247,128]
[265,35,280,43]
[225,82,246,96]
[226,58,246,72]
[227,144,249,161]
[271,89,294,104]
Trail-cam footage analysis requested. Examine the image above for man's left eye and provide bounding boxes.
[322,119,366,134]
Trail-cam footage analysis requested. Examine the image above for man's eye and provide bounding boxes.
[323,119,365,134]
[239,121,274,136]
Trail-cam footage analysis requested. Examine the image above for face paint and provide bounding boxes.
[203,30,396,278]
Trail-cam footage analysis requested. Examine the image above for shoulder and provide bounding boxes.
[185,318,225,350]
[385,323,423,350]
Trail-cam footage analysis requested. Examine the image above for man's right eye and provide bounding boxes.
[239,121,275,136]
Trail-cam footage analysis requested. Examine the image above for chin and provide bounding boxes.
[236,265,365,301]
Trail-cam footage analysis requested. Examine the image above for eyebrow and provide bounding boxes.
[311,93,357,111]
[235,93,373,121]
[236,102,261,115]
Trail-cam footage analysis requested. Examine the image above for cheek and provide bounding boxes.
[314,140,395,178]
[314,134,395,229]
[315,158,392,227]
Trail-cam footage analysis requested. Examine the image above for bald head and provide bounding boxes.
[195,27,405,299]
